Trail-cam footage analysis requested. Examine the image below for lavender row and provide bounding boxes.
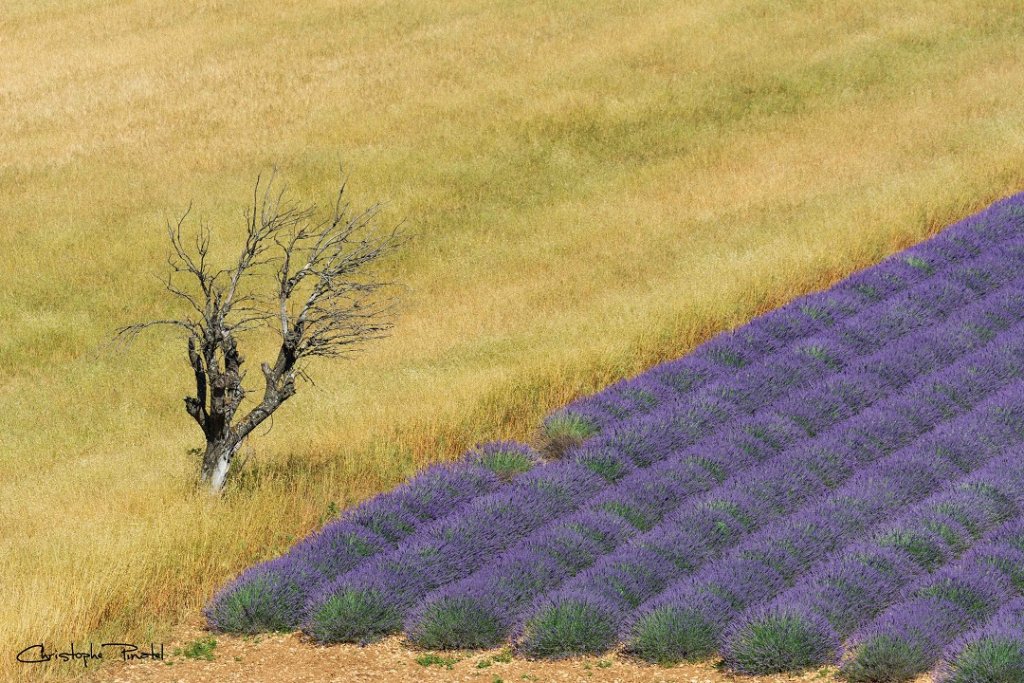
[550,198,1024,434]
[403,369,875,647]
[511,320,1024,657]
[625,378,1024,665]
[303,330,857,646]
[400,282,1024,650]
[937,597,1024,683]
[718,459,1024,676]
[301,456,610,643]
[204,441,539,633]
[839,518,1024,682]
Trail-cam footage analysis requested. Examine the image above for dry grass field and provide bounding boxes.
[4,0,1024,680]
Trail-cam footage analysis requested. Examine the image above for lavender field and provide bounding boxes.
[206,194,1024,681]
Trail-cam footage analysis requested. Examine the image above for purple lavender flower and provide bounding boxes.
[944,196,1024,246]
[835,279,975,354]
[416,299,1018,651]
[288,521,388,581]
[405,509,632,649]
[841,598,974,683]
[720,600,839,675]
[625,429,967,665]
[794,289,868,326]
[938,598,1024,683]
[643,356,720,396]
[517,346,1024,659]
[841,520,1024,682]
[589,457,718,531]
[709,337,849,412]
[792,547,916,639]
[205,556,323,634]
[988,517,1024,553]
[346,460,503,541]
[625,559,787,663]
[769,371,888,438]
[836,257,927,302]
[711,449,1024,676]
[302,461,604,643]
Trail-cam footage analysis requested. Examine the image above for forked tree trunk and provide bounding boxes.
[193,355,294,494]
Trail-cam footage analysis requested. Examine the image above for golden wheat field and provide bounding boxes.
[5,0,1024,680]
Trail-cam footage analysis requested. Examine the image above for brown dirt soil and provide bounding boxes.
[72,617,927,683]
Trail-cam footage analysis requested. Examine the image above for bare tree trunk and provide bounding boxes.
[200,436,240,494]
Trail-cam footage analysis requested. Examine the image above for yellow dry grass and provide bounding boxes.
[3,0,1024,680]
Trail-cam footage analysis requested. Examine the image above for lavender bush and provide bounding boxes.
[841,517,1024,682]
[938,598,1024,683]
[715,450,1024,676]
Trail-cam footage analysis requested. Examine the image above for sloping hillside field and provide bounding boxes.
[207,195,1024,681]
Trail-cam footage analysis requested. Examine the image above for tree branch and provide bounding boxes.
[185,337,208,432]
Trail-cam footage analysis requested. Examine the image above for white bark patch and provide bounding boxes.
[210,442,242,493]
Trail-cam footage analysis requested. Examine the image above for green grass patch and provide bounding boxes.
[415,653,460,669]
[475,448,536,481]
[903,255,935,274]
[180,637,216,661]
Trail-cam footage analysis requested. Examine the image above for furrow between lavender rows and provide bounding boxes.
[837,517,1024,682]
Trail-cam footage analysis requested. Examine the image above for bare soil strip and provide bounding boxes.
[76,618,870,683]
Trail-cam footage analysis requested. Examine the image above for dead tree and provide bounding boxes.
[119,173,404,493]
